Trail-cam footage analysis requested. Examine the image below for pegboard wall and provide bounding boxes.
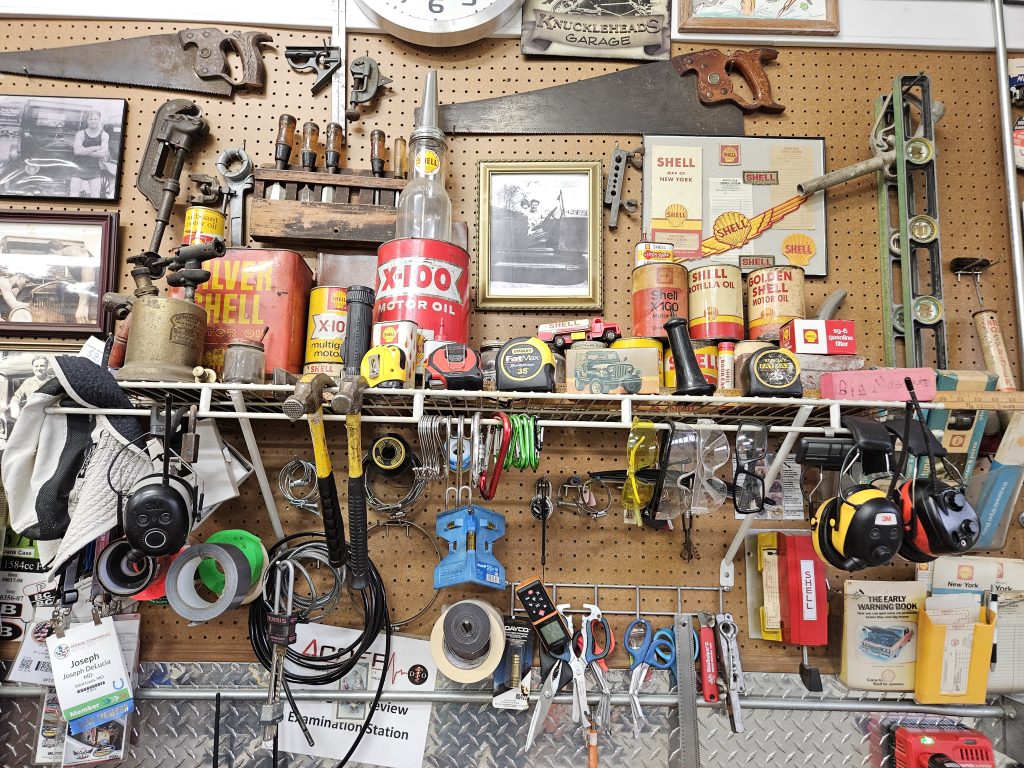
[0,18,1023,675]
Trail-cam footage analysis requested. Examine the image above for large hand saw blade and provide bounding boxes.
[0,35,232,97]
[432,60,744,135]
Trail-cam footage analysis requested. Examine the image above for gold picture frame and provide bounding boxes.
[679,0,839,36]
[477,160,602,311]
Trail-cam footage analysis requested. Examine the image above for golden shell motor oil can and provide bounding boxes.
[746,266,805,341]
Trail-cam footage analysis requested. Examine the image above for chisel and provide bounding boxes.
[265,114,296,200]
[321,122,343,203]
[298,121,320,202]
[370,129,385,206]
[393,136,407,206]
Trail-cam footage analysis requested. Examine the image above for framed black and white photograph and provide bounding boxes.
[477,160,602,311]
[0,341,81,455]
[0,211,118,337]
[0,95,126,201]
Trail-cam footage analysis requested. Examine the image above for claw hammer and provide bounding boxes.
[283,373,347,568]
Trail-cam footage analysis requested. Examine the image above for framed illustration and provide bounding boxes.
[0,95,127,201]
[477,160,602,311]
[642,135,828,276]
[0,341,82,455]
[0,211,118,337]
[679,0,839,35]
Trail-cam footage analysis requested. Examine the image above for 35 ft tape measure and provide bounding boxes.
[496,337,555,393]
[361,344,407,388]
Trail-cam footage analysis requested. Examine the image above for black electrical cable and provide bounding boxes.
[249,531,391,767]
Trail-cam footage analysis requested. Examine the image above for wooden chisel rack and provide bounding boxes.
[250,165,408,246]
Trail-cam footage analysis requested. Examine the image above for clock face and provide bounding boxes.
[354,0,525,46]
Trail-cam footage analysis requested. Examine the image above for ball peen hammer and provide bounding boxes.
[283,373,347,569]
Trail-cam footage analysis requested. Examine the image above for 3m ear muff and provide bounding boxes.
[811,485,903,571]
[897,477,979,559]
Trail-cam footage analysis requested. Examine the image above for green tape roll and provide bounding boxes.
[198,530,265,595]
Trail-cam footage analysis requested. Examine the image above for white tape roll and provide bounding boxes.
[430,599,505,684]
[165,543,251,624]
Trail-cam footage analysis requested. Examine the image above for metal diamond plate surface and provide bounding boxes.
[0,663,1014,768]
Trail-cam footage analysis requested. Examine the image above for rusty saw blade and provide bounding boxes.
[430,59,744,135]
[0,28,272,98]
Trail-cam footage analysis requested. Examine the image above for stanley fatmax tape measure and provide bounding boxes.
[497,337,555,393]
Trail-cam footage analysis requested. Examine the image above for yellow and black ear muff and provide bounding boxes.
[811,485,903,571]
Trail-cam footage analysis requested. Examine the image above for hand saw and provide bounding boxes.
[426,48,784,135]
[0,28,272,98]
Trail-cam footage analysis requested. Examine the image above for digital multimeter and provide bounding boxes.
[515,577,571,654]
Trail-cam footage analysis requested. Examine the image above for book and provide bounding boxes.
[840,580,927,691]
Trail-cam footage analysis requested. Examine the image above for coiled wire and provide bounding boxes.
[249,532,391,768]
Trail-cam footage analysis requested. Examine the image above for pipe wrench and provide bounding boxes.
[696,612,720,704]
[715,612,745,733]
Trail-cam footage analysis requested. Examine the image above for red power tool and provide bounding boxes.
[892,726,995,768]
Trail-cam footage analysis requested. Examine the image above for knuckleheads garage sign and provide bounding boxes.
[374,240,471,344]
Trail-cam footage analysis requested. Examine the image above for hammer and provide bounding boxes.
[330,285,375,590]
[283,373,347,569]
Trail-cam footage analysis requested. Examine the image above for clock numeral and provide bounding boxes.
[428,0,444,11]
[462,0,477,5]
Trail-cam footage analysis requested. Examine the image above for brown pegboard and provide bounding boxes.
[0,20,1022,674]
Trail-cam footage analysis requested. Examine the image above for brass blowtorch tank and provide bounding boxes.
[116,295,209,382]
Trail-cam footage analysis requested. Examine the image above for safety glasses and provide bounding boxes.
[622,418,659,524]
[656,424,699,521]
[733,421,768,515]
[691,421,731,514]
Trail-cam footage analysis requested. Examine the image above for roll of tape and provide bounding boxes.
[165,543,252,624]
[95,538,158,597]
[430,599,504,684]
[197,530,267,604]
[133,549,185,602]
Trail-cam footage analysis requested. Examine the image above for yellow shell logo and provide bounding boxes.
[665,204,689,227]
[415,149,440,176]
[381,325,397,344]
[804,329,818,343]
[713,211,751,247]
[782,233,816,266]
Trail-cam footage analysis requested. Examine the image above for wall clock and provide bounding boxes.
[353,0,525,47]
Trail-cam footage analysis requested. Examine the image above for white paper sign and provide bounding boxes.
[279,625,437,768]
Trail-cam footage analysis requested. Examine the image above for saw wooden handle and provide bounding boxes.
[673,47,785,114]
[179,28,272,92]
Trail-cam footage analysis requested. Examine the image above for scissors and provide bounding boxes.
[625,618,676,735]
[524,653,573,751]
[576,604,612,728]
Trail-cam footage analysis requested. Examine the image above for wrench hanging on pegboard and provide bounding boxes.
[876,74,948,369]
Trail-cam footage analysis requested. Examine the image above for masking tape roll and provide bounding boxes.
[430,599,505,684]
[165,543,252,624]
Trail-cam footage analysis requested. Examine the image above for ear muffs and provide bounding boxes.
[899,477,979,557]
[811,486,903,571]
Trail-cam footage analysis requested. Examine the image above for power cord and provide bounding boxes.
[249,531,391,767]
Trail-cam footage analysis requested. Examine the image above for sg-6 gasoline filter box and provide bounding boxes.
[840,580,927,691]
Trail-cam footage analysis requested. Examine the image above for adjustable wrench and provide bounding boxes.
[215,148,254,248]
[696,612,720,704]
[715,612,745,733]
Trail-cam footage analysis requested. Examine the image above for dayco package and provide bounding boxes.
[840,580,926,691]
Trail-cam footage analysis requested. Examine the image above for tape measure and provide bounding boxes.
[361,344,407,388]
[496,337,555,393]
[424,344,483,390]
